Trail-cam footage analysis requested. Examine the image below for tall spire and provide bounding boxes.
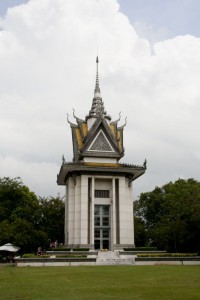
[94,56,101,96]
[94,56,101,97]
[86,57,111,123]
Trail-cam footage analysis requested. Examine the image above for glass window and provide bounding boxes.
[102,206,109,215]
[103,240,109,249]
[95,190,110,198]
[103,229,109,238]
[94,240,100,250]
[95,229,100,238]
[102,217,109,226]
[94,206,100,215]
[94,217,100,226]
[94,205,110,250]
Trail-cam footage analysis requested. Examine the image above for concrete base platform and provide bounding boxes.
[96,251,135,265]
[14,252,200,267]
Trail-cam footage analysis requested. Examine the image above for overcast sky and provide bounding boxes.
[0,0,200,199]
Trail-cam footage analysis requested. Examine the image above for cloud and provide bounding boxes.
[0,0,200,198]
[133,21,170,45]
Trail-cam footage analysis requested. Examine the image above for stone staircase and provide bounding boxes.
[96,251,135,265]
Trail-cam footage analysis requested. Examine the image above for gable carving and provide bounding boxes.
[88,130,114,152]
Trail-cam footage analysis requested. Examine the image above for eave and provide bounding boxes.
[57,162,146,185]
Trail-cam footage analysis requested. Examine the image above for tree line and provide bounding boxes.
[134,178,200,253]
[0,177,64,253]
[1,176,200,253]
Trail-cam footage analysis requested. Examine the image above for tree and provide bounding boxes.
[134,178,200,252]
[0,177,65,252]
[134,216,147,247]
[38,196,65,244]
[0,177,39,223]
[0,177,48,252]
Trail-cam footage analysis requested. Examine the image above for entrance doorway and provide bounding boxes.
[94,205,110,250]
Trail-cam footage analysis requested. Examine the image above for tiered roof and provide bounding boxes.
[57,57,146,185]
[67,57,127,162]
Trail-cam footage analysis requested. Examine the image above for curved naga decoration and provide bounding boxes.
[72,108,84,123]
[119,116,127,129]
[143,159,147,169]
[62,154,66,164]
[66,113,76,126]
[111,112,121,124]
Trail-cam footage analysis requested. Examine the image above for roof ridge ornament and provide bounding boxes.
[66,113,77,126]
[94,56,101,97]
[124,116,127,126]
[86,57,111,122]
[111,112,121,124]
[143,158,147,169]
[73,108,85,123]
[119,116,127,128]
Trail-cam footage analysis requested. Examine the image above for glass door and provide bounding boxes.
[94,205,110,250]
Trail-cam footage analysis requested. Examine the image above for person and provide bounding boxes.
[37,247,42,255]
[6,255,14,263]
[50,241,55,250]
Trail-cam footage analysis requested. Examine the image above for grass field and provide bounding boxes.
[0,265,200,300]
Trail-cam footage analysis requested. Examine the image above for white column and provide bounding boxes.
[80,175,88,245]
[64,181,68,245]
[132,184,135,246]
[111,177,116,248]
[118,176,134,245]
[67,177,75,245]
[90,176,95,246]
[118,177,126,244]
[74,176,81,245]
[126,178,134,245]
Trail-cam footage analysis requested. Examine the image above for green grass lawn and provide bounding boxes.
[0,265,199,300]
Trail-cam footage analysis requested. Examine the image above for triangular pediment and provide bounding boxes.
[88,130,114,152]
[77,117,123,160]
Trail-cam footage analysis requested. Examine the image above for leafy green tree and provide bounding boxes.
[134,216,147,247]
[0,177,39,223]
[0,220,12,244]
[38,196,65,245]
[135,178,200,252]
[0,177,48,252]
[10,218,49,252]
[0,177,65,252]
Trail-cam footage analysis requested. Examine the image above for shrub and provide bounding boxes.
[55,254,87,258]
[0,254,4,262]
[53,248,71,251]
[73,248,90,252]
[137,253,197,257]
[123,247,157,251]
[23,253,36,258]
[22,253,50,258]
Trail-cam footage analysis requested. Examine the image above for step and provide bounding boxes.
[96,251,135,265]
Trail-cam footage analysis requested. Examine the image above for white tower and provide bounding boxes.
[57,57,146,250]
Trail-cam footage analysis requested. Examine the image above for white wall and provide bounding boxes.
[65,174,134,248]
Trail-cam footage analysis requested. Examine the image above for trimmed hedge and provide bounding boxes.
[53,248,71,251]
[136,257,200,261]
[22,253,87,258]
[23,253,35,258]
[53,248,90,252]
[123,247,157,251]
[23,254,50,258]
[137,253,197,257]
[55,254,87,258]
[73,248,90,252]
